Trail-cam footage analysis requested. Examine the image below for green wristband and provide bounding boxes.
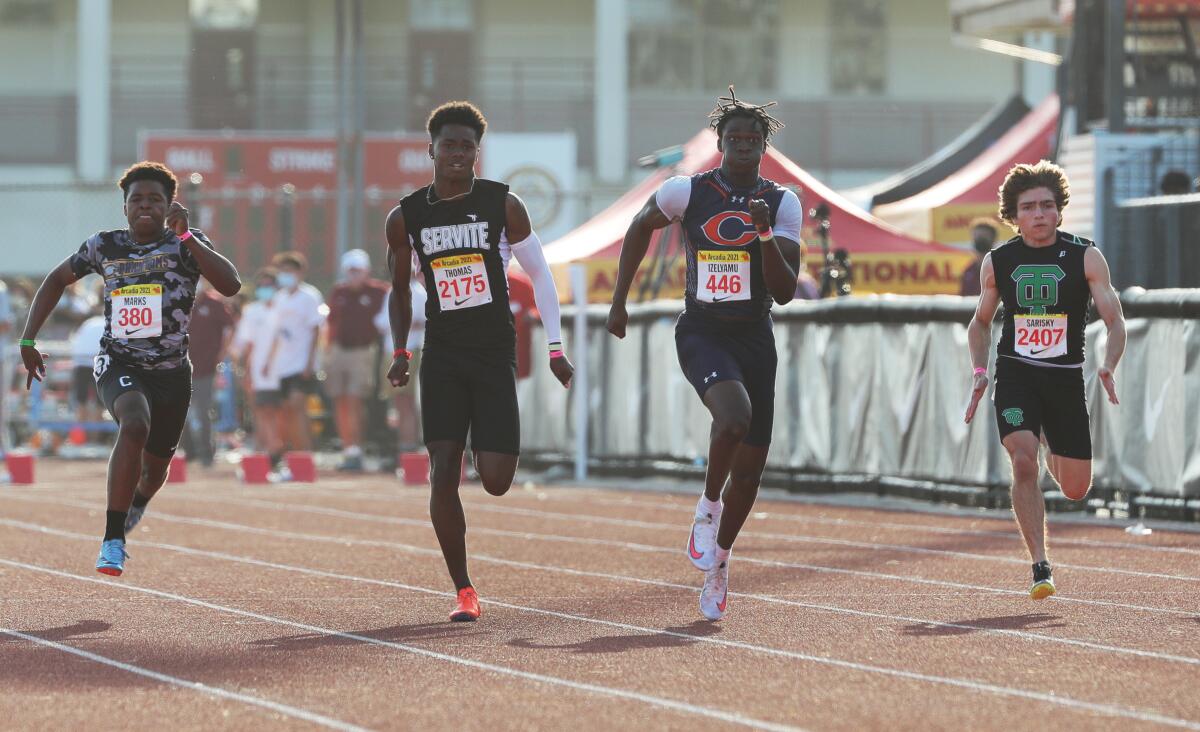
[19,338,36,347]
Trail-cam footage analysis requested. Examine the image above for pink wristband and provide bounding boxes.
[178,230,193,242]
[549,350,564,360]
[973,367,987,376]
[757,227,773,241]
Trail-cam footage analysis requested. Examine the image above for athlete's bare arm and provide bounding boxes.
[606,195,672,338]
[385,204,414,388]
[18,257,80,388]
[749,198,801,304]
[965,253,1000,423]
[166,201,241,296]
[1085,246,1125,405]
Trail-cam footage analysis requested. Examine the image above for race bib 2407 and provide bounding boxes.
[1014,313,1067,359]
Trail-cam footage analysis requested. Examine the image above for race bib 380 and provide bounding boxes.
[111,284,163,338]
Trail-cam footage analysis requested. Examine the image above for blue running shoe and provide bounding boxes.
[96,539,128,576]
[124,505,146,533]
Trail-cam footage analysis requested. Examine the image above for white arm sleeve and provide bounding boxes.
[654,175,692,221]
[509,231,563,347]
[774,190,803,243]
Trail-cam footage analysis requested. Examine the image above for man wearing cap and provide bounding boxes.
[326,248,389,471]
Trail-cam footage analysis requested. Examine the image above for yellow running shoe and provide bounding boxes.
[1030,561,1055,600]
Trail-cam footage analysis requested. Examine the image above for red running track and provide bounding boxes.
[1,460,1198,730]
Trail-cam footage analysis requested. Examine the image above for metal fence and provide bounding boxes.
[517,291,1200,517]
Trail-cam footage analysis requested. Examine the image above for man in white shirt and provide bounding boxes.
[263,251,325,452]
[233,268,286,465]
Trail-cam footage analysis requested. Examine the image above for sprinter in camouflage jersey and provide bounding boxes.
[20,162,242,577]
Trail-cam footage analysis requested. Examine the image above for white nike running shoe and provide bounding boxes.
[700,558,729,621]
[687,505,721,571]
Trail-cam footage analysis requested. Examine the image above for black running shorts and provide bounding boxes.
[992,357,1092,460]
[674,311,777,447]
[95,355,193,458]
[419,343,520,455]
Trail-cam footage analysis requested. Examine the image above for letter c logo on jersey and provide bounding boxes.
[701,211,757,247]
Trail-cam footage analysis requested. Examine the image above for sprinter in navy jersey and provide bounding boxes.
[607,88,802,621]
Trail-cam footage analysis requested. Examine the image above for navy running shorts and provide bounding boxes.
[674,311,777,446]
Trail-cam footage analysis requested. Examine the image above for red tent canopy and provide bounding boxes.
[873,95,1059,245]
[544,130,972,300]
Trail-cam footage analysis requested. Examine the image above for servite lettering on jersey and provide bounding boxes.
[420,222,490,255]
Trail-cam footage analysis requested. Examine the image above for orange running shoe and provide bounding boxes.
[450,587,481,622]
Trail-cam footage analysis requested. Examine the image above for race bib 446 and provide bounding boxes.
[1014,313,1067,359]
[432,254,492,311]
[111,284,163,338]
[697,250,750,303]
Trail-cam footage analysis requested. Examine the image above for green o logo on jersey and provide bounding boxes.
[1001,408,1024,426]
[1011,264,1065,315]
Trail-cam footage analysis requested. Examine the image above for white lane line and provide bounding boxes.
[0,626,370,731]
[0,559,801,732]
[242,487,1200,580]
[56,492,1191,618]
[9,489,1200,619]
[17,494,1196,618]
[6,516,1200,670]
[5,539,1200,729]
[467,488,1200,557]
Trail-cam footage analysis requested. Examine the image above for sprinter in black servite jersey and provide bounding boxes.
[964,160,1126,600]
[384,102,573,622]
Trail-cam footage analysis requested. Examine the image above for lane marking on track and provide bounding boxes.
[26,492,1191,618]
[8,506,1200,673]
[4,539,1200,729]
[0,626,371,731]
[6,516,1200,669]
[0,559,802,732]
[223,486,1200,579]
[28,475,1200,549]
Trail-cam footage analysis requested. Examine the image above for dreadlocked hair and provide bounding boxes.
[708,85,784,143]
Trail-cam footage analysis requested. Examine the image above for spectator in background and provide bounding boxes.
[959,217,999,297]
[263,251,325,459]
[794,268,820,300]
[233,269,284,465]
[376,268,427,454]
[69,312,107,430]
[1159,169,1193,195]
[184,279,235,466]
[325,249,388,471]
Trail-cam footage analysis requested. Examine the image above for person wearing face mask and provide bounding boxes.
[262,251,325,460]
[325,249,388,471]
[959,217,999,297]
[232,269,285,467]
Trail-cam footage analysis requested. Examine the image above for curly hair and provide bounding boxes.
[427,101,487,142]
[708,85,784,144]
[998,160,1070,229]
[118,161,177,201]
